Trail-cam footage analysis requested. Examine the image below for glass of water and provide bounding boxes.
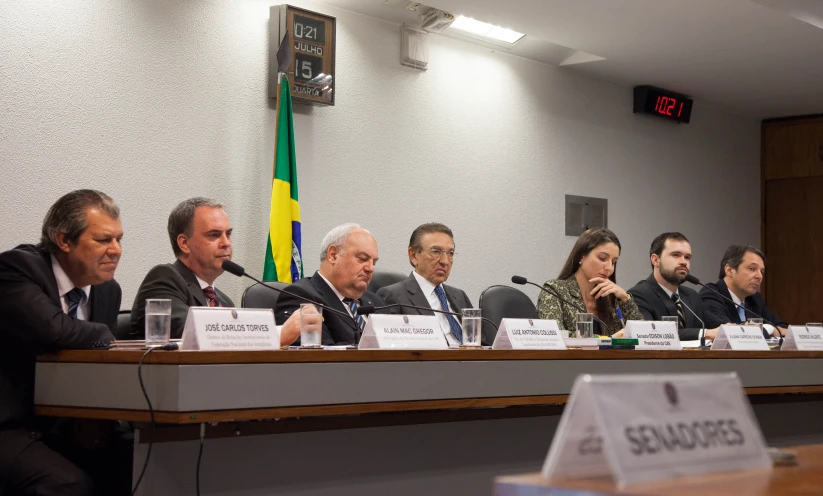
[145,299,171,346]
[576,313,594,339]
[747,318,764,333]
[299,303,322,349]
[460,308,482,348]
[661,315,679,330]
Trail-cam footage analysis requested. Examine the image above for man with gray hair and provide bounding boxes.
[132,198,316,345]
[275,223,390,345]
[0,189,124,495]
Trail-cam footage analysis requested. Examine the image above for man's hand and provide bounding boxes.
[279,304,324,346]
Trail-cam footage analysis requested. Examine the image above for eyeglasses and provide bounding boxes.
[423,247,456,260]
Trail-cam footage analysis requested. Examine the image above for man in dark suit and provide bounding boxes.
[131,198,313,345]
[0,190,124,496]
[376,223,474,347]
[628,232,726,341]
[700,245,787,338]
[275,223,390,345]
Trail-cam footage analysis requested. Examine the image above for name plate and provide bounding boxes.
[181,307,280,351]
[624,320,681,350]
[781,325,823,351]
[711,324,769,350]
[492,318,566,350]
[542,373,771,487]
[358,314,448,349]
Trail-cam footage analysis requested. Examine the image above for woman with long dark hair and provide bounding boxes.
[537,228,642,336]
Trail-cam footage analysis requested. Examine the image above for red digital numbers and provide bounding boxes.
[654,95,679,116]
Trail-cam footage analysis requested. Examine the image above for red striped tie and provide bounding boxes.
[203,286,220,307]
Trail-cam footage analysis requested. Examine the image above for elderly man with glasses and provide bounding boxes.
[376,223,475,347]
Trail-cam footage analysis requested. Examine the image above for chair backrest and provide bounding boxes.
[114,310,132,340]
[242,281,289,310]
[478,285,538,345]
[367,271,407,294]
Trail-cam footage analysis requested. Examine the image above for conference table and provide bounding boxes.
[495,444,823,495]
[34,349,823,496]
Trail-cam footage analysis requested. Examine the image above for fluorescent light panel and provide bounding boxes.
[449,15,524,44]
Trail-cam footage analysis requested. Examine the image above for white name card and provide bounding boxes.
[492,319,566,350]
[542,373,771,487]
[624,320,682,350]
[711,324,769,350]
[781,325,823,351]
[358,314,448,350]
[181,307,280,351]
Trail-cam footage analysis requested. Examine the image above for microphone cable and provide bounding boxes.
[131,342,179,495]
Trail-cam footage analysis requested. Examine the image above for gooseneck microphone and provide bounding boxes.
[511,275,610,332]
[684,274,782,346]
[221,260,359,342]
[672,293,708,348]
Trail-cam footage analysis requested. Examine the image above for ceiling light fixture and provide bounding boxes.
[448,15,524,44]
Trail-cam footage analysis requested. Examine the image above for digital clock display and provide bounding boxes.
[293,14,325,44]
[633,86,693,124]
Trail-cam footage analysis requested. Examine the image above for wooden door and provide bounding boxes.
[764,176,823,324]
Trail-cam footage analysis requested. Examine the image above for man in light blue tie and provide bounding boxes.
[699,244,788,337]
[377,223,475,347]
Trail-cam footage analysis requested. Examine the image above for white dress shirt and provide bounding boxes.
[316,272,369,327]
[412,271,460,348]
[51,254,91,320]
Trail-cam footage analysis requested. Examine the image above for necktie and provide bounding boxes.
[203,286,221,307]
[737,302,746,323]
[65,288,85,319]
[671,293,687,328]
[434,286,463,343]
[343,297,365,332]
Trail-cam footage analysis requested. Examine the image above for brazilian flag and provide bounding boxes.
[263,76,303,283]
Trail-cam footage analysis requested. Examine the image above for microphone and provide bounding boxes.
[511,275,610,332]
[684,274,782,346]
[356,303,498,344]
[221,260,357,341]
[672,293,708,348]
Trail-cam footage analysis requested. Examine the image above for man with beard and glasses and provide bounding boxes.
[628,232,726,341]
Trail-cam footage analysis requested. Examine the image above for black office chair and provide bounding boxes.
[367,271,407,293]
[242,281,289,310]
[114,310,132,340]
[478,285,538,345]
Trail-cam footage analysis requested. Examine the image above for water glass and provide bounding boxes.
[661,315,679,330]
[576,313,594,339]
[299,303,322,349]
[145,299,171,346]
[460,308,482,348]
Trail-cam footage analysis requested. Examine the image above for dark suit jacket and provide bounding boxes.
[375,273,480,342]
[700,279,787,332]
[376,273,473,316]
[627,273,725,340]
[0,244,119,482]
[275,271,389,345]
[131,259,234,339]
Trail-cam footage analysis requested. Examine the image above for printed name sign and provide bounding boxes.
[492,319,566,350]
[624,321,681,350]
[711,325,769,350]
[781,325,823,351]
[181,307,280,351]
[358,314,448,350]
[542,373,771,487]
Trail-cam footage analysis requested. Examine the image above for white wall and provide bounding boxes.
[0,0,760,308]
